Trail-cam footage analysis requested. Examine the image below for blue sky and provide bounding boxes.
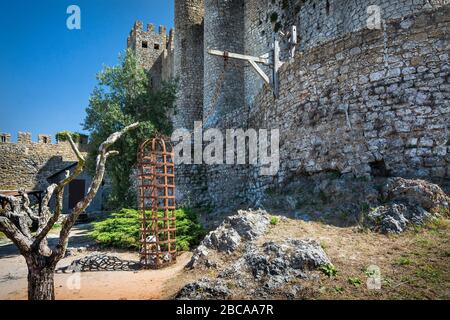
[0,0,174,142]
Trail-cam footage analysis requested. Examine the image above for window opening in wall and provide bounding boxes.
[326,0,331,15]
[154,43,160,50]
[1,136,6,143]
[43,137,48,144]
[142,41,148,48]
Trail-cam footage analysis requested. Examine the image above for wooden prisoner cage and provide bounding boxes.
[138,136,176,269]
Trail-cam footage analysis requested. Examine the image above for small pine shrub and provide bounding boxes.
[90,208,206,251]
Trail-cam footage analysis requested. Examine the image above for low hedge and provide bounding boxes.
[90,208,206,251]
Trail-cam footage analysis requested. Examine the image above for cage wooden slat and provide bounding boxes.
[138,135,177,269]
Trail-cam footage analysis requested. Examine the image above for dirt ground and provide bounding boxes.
[0,224,192,300]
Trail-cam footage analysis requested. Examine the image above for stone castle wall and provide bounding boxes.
[203,0,246,129]
[173,0,207,207]
[173,0,205,130]
[245,6,450,204]
[242,0,450,109]
[150,1,450,209]
[0,132,88,191]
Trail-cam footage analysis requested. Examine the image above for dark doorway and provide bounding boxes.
[69,179,85,210]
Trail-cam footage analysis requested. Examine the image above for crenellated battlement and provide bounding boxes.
[127,20,175,90]
[0,132,88,146]
[0,131,91,190]
[128,21,167,41]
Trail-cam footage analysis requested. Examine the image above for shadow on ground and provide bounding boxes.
[0,223,95,259]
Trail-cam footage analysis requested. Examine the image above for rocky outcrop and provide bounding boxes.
[381,178,449,211]
[179,238,331,300]
[176,278,231,300]
[186,209,271,269]
[242,239,330,291]
[366,178,449,233]
[367,204,433,234]
[179,209,331,300]
[202,209,271,251]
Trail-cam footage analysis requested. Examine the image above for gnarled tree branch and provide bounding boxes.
[52,122,139,261]
[33,133,87,247]
[0,216,31,254]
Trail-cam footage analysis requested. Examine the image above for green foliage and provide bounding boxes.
[363,267,377,278]
[396,257,413,266]
[90,208,205,252]
[334,286,344,294]
[320,264,338,278]
[0,232,6,239]
[348,277,362,287]
[83,49,178,209]
[415,266,442,284]
[52,223,61,230]
[55,131,88,143]
[270,216,279,226]
[435,206,450,217]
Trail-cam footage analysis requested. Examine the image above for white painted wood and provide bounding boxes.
[208,49,270,65]
[249,60,270,85]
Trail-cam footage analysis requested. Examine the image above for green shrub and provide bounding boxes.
[90,208,206,251]
[270,216,279,226]
[56,131,88,143]
[320,264,338,277]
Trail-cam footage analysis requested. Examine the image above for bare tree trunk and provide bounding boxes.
[26,255,56,300]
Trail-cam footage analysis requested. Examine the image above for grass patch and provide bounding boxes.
[348,277,362,287]
[395,257,413,266]
[434,206,450,218]
[270,217,279,226]
[90,208,206,252]
[320,264,338,278]
[415,266,443,284]
[333,286,344,294]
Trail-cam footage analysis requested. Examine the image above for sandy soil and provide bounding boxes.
[0,225,192,300]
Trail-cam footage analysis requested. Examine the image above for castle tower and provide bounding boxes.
[203,0,245,129]
[173,0,205,130]
[127,21,168,90]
